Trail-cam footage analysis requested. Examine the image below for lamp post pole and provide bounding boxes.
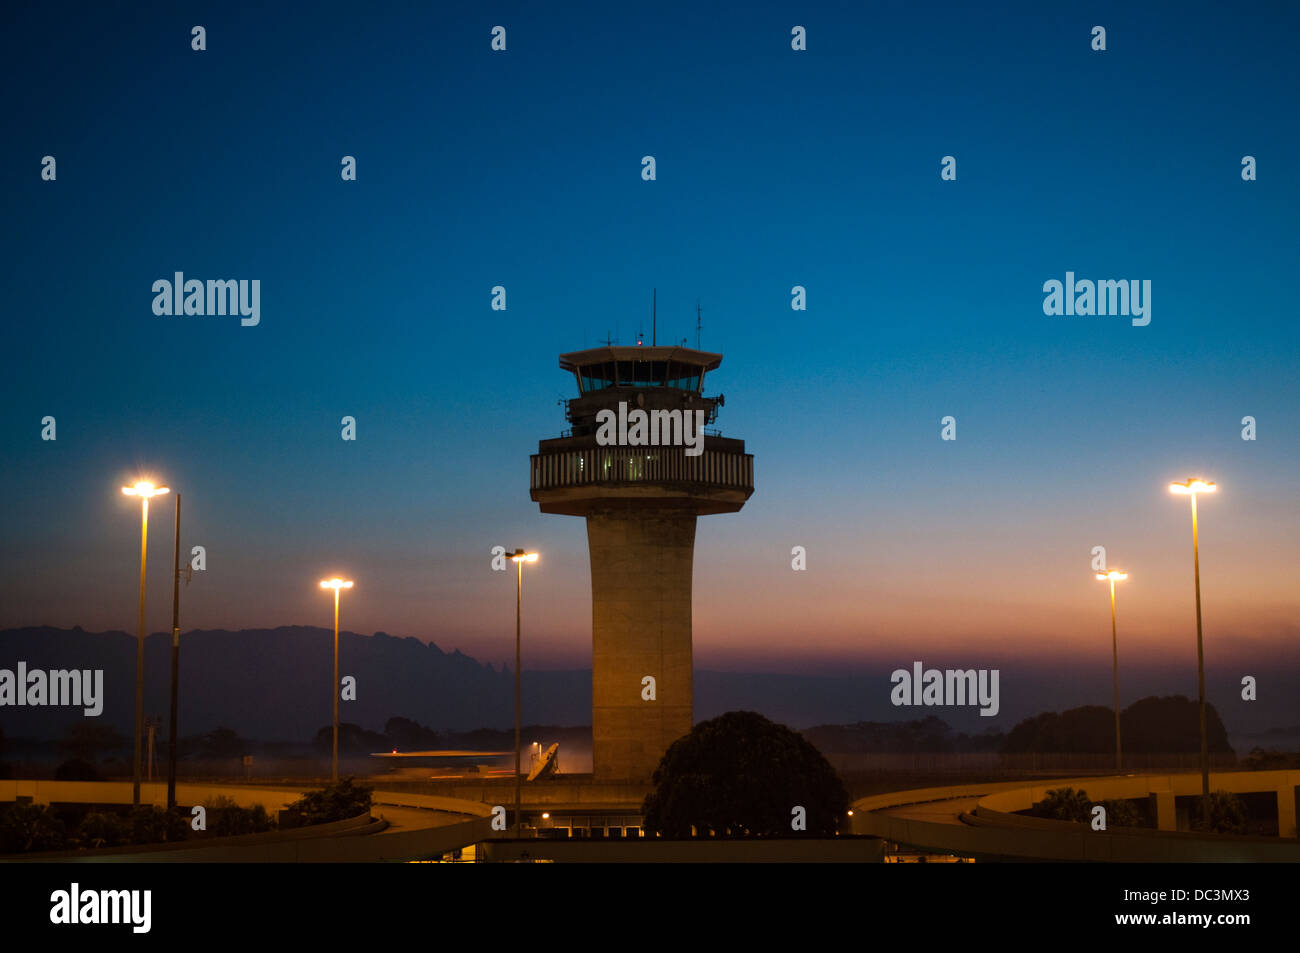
[1096,569,1127,773]
[515,555,522,838]
[319,577,353,782]
[167,493,181,810]
[1191,491,1208,803]
[123,481,169,807]
[333,584,340,782]
[1108,574,1121,772]
[134,495,148,806]
[1170,478,1215,816]
[508,549,538,838]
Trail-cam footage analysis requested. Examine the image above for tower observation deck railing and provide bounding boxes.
[530,445,753,493]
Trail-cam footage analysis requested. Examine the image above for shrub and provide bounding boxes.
[128,806,190,845]
[1030,787,1092,823]
[55,758,102,781]
[0,803,72,853]
[1098,798,1144,828]
[202,795,275,836]
[1242,747,1300,770]
[284,777,373,826]
[1194,791,1248,835]
[77,811,130,849]
[641,711,849,838]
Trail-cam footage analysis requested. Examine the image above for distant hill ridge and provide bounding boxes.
[0,626,978,740]
[0,625,531,740]
[0,627,1271,747]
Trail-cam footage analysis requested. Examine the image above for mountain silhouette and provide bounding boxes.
[0,627,1276,746]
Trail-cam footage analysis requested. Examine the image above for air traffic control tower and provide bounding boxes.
[530,345,754,781]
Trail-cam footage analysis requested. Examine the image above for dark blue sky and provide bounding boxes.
[2,0,1297,728]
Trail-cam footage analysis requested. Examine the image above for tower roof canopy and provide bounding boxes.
[559,345,722,373]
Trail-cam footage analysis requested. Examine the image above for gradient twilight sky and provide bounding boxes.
[2,2,1297,701]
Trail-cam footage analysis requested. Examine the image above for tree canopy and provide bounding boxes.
[641,710,849,838]
[58,721,126,762]
[285,777,373,826]
[312,722,388,754]
[1001,696,1232,754]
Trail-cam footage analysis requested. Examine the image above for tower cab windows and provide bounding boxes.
[574,353,706,394]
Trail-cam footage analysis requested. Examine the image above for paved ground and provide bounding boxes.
[370,802,470,834]
[876,796,980,826]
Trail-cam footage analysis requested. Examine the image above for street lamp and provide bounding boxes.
[1169,477,1216,808]
[166,492,185,811]
[1095,569,1128,771]
[319,577,354,781]
[122,480,169,807]
[509,548,538,837]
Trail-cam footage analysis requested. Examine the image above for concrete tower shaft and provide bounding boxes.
[530,345,753,781]
[587,501,696,782]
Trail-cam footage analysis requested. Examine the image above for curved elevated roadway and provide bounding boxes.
[1,780,496,862]
[852,771,1300,862]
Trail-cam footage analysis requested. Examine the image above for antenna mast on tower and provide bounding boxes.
[696,300,702,349]
[652,288,657,347]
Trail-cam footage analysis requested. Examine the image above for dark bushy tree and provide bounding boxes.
[58,721,126,763]
[1002,707,1114,754]
[1029,788,1145,828]
[1194,791,1248,834]
[0,803,71,853]
[804,716,1004,754]
[1242,748,1300,770]
[1122,696,1232,754]
[641,710,849,838]
[384,716,441,750]
[285,777,373,826]
[1098,798,1144,828]
[128,806,190,845]
[198,727,247,760]
[55,758,101,781]
[200,796,275,836]
[77,811,130,849]
[1030,787,1092,822]
[1002,696,1233,755]
[312,722,388,754]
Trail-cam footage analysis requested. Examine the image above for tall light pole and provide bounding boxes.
[509,549,538,837]
[1095,569,1128,771]
[1169,477,1216,810]
[122,479,169,807]
[319,577,354,781]
[167,492,182,810]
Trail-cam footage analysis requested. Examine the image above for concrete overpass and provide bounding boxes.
[0,780,495,862]
[852,770,1300,862]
